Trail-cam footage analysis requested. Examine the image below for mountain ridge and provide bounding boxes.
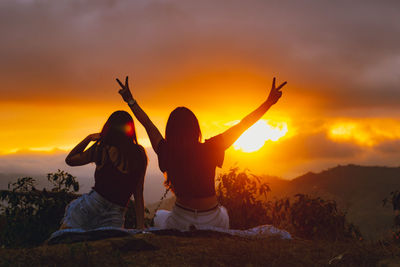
[261,164,400,239]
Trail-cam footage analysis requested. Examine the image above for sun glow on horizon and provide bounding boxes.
[233,120,288,153]
[328,119,400,146]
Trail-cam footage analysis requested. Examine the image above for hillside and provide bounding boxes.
[262,165,400,240]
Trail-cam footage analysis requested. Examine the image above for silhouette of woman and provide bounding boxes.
[61,111,148,229]
[117,77,286,230]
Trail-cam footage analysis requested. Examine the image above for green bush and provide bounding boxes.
[216,168,361,241]
[0,171,80,247]
[216,167,270,229]
[283,194,361,240]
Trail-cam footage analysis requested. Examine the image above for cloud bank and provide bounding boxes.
[1,0,399,112]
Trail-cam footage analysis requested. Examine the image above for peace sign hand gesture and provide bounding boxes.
[266,77,287,105]
[116,76,134,103]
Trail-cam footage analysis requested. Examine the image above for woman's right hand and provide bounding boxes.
[116,76,134,103]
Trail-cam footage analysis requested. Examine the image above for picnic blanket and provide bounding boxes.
[47,225,291,245]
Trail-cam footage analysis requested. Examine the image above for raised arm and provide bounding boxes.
[116,76,164,153]
[219,77,287,150]
[65,133,100,166]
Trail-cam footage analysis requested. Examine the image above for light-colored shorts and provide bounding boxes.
[61,190,126,230]
[154,203,229,230]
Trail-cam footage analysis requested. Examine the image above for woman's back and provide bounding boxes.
[157,135,225,198]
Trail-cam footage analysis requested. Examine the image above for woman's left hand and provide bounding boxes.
[266,77,287,105]
[116,76,134,103]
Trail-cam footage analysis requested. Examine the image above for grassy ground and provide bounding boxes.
[0,232,399,267]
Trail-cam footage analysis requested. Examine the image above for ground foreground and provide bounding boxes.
[0,232,399,267]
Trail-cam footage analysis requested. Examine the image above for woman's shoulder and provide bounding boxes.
[203,134,225,149]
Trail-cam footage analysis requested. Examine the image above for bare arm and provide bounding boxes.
[133,178,145,229]
[116,76,164,153]
[65,133,101,166]
[219,77,287,150]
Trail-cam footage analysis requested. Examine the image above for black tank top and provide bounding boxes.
[90,144,145,207]
[93,161,138,207]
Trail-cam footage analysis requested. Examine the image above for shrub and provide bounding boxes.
[0,170,79,247]
[216,168,361,241]
[283,194,361,240]
[47,170,79,193]
[216,168,270,229]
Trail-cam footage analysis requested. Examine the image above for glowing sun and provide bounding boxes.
[233,120,288,152]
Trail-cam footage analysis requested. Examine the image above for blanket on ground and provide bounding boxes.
[47,225,291,245]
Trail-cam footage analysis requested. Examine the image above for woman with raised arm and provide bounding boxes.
[117,77,286,230]
[61,111,148,230]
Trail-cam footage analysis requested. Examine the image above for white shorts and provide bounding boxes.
[61,190,126,230]
[154,203,229,230]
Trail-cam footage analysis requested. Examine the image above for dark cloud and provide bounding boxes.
[0,0,399,112]
[375,140,400,154]
[277,132,362,160]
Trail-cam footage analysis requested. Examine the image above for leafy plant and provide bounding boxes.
[47,170,79,193]
[0,170,80,247]
[216,167,270,229]
[284,194,361,240]
[216,168,361,241]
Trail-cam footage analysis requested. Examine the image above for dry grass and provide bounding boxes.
[0,232,399,267]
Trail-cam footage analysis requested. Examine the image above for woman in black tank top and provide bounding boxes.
[61,111,147,229]
[117,76,286,230]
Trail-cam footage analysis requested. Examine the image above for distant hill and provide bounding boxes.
[261,165,400,240]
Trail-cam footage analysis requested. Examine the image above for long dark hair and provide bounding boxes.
[95,110,147,173]
[165,107,202,149]
[163,107,201,189]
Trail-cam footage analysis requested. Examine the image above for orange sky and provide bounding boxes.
[1,0,400,179]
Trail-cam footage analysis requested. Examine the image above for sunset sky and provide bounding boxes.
[1,0,400,195]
